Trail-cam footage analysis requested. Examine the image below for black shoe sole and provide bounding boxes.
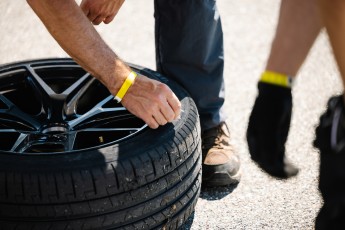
[202,164,241,187]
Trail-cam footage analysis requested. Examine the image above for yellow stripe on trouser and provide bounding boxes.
[260,71,293,88]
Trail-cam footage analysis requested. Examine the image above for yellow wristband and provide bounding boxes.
[260,70,294,88]
[114,71,138,103]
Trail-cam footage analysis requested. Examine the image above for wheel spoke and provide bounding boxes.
[25,65,56,119]
[0,95,41,130]
[9,131,76,153]
[64,72,95,116]
[26,65,55,98]
[73,113,137,130]
[67,132,77,151]
[68,95,128,129]
[78,127,141,132]
[10,133,29,153]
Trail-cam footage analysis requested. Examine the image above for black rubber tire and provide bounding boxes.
[0,59,202,230]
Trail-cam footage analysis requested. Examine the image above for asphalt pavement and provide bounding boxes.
[0,1,343,229]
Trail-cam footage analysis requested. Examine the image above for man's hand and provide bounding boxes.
[122,75,181,129]
[80,0,125,25]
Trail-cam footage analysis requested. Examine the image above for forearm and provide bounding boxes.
[266,0,322,77]
[26,0,129,95]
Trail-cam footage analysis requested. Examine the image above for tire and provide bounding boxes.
[0,58,201,230]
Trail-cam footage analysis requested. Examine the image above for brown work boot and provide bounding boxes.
[202,122,241,187]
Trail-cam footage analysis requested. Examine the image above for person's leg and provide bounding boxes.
[154,0,225,131]
[266,0,322,77]
[247,0,323,178]
[314,0,345,228]
[154,0,241,186]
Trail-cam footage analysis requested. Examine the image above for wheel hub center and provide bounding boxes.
[41,123,69,134]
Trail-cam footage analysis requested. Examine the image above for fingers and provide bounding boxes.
[158,99,180,125]
[79,0,123,25]
[167,92,182,120]
[92,15,104,25]
[87,13,114,25]
[153,111,169,126]
[143,105,176,129]
[104,14,116,24]
[158,84,181,121]
[145,116,159,129]
[152,98,180,127]
[148,113,166,129]
[148,88,180,129]
[83,9,103,25]
[120,76,182,130]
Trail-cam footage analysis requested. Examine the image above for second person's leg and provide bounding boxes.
[154,0,241,186]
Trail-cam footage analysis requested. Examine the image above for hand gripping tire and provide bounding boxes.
[0,58,201,230]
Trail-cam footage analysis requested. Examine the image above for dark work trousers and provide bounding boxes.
[154,0,226,131]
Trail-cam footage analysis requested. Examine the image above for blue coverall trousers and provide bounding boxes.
[154,0,226,131]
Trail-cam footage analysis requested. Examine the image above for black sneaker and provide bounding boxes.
[246,82,299,179]
[314,95,345,230]
[202,122,241,187]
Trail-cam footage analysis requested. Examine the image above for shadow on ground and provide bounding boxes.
[181,184,239,229]
[200,183,239,200]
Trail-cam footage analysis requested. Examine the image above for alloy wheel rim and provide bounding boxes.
[0,59,147,154]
